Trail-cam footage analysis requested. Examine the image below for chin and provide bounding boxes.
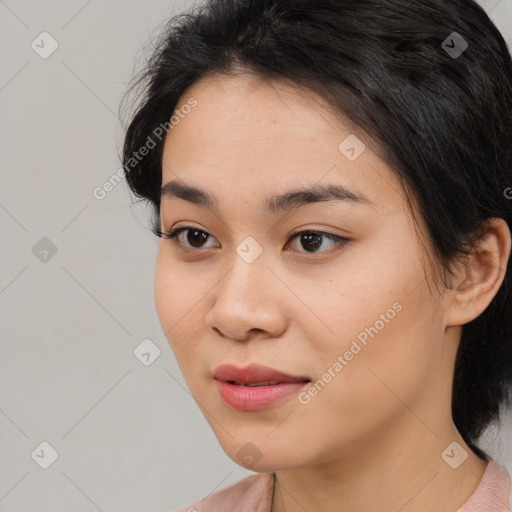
[216,437,306,473]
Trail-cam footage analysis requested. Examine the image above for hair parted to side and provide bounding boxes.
[120,0,512,458]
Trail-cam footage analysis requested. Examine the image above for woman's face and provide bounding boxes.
[155,73,457,471]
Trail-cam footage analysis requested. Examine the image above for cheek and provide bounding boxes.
[297,252,412,358]
[309,281,442,428]
[154,247,206,330]
[154,256,177,334]
[154,254,190,353]
[301,249,441,412]
[154,250,212,375]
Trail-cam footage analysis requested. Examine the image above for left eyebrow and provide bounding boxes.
[160,180,373,215]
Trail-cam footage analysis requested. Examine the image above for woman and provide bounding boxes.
[121,0,512,510]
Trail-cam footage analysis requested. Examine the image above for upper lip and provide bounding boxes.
[213,363,310,384]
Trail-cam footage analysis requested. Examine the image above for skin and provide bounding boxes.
[154,73,511,512]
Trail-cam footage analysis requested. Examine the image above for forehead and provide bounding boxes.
[168,73,368,149]
[161,73,403,214]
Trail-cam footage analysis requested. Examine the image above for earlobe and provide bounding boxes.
[446,218,511,327]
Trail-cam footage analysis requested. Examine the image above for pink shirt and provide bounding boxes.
[173,459,511,512]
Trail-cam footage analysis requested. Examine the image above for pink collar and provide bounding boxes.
[456,459,511,511]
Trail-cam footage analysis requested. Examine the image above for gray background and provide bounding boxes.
[0,0,511,511]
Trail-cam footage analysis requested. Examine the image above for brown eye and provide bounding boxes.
[157,226,219,249]
[287,230,349,254]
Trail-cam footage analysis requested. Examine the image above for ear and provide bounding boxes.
[445,218,511,327]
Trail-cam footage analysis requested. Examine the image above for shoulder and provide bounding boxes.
[171,472,275,512]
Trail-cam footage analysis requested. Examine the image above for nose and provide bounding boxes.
[204,247,288,342]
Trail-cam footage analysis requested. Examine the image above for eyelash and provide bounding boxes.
[155,226,349,254]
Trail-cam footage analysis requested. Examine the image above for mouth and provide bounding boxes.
[212,363,311,411]
[213,362,311,384]
[226,380,310,387]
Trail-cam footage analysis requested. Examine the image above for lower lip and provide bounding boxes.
[216,380,309,411]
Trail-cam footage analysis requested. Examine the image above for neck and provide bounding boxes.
[271,325,488,512]
[270,418,488,512]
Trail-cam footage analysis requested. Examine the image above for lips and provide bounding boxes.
[213,363,311,411]
[213,363,310,385]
